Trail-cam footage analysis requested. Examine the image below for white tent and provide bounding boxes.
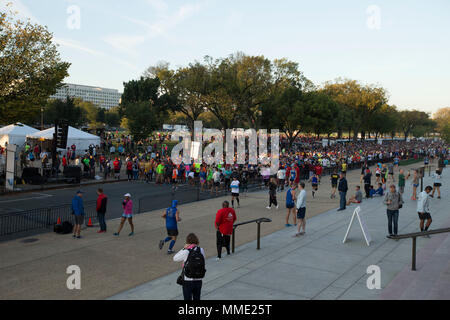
[0,123,39,148]
[27,126,101,154]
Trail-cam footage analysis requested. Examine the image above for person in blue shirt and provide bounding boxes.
[374,183,384,197]
[159,200,181,254]
[285,184,297,227]
[311,174,319,198]
[71,190,85,239]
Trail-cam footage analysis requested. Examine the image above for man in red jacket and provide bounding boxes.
[96,188,108,233]
[214,201,237,261]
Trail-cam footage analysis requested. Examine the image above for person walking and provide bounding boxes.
[96,188,108,233]
[285,184,297,227]
[114,193,134,236]
[384,185,403,237]
[330,170,339,199]
[417,186,433,236]
[214,201,236,261]
[398,169,406,195]
[363,169,372,198]
[71,191,85,239]
[337,172,348,211]
[294,182,307,237]
[173,233,206,301]
[159,200,180,254]
[266,177,278,209]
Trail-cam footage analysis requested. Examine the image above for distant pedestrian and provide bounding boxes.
[173,233,206,301]
[384,185,403,237]
[159,200,180,254]
[214,201,236,261]
[417,186,433,236]
[96,188,108,233]
[230,177,240,208]
[398,169,406,194]
[337,172,348,211]
[71,190,85,239]
[266,177,278,209]
[114,193,134,236]
[294,182,307,237]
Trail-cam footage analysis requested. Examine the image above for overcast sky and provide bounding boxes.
[3,0,450,114]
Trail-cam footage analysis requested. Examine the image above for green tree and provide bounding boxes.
[303,91,340,138]
[105,109,121,128]
[44,97,85,127]
[0,5,70,124]
[398,110,431,140]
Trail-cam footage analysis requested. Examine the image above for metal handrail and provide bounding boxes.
[231,217,272,253]
[389,227,450,271]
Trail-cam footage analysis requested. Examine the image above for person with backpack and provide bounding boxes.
[383,185,404,237]
[159,200,181,254]
[173,233,206,301]
[214,201,237,261]
[96,188,108,233]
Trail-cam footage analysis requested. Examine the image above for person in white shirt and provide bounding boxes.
[431,170,442,199]
[294,182,307,237]
[212,168,221,196]
[417,186,433,236]
[173,233,206,301]
[230,177,240,208]
[277,167,286,191]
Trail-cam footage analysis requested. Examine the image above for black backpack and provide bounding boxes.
[54,221,74,234]
[184,247,206,279]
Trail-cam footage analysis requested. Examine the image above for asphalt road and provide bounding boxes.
[0,181,192,218]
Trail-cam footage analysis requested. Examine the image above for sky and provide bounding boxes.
[3,0,450,114]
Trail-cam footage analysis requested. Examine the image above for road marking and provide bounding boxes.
[0,193,54,204]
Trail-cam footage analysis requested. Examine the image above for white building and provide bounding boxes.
[50,83,122,110]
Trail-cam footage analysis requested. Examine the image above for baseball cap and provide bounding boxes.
[76,190,84,194]
[124,193,131,197]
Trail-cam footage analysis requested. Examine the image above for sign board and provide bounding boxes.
[5,144,17,191]
[377,138,383,145]
[322,139,328,147]
[343,206,372,246]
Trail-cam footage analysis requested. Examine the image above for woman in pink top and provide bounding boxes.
[114,193,134,236]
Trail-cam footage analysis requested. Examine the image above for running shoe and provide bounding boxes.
[159,240,164,250]
[128,232,134,236]
[113,233,119,236]
[266,206,272,209]
[167,249,175,254]
[285,224,292,227]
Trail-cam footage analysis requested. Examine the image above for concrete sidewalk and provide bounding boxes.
[110,169,450,300]
[0,162,447,299]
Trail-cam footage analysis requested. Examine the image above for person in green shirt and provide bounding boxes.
[156,163,165,184]
[398,169,406,194]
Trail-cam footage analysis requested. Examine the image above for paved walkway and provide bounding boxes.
[1,162,447,299]
[111,168,450,300]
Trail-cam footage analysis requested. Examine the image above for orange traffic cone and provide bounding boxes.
[87,217,93,227]
[56,217,61,225]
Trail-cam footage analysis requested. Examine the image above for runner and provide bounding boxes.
[430,169,442,199]
[285,184,297,227]
[311,174,318,198]
[266,177,278,209]
[398,169,406,194]
[294,182,307,237]
[230,177,240,208]
[417,186,433,237]
[330,170,339,199]
[159,200,180,254]
[113,193,134,237]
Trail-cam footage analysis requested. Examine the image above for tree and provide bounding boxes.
[433,107,450,139]
[75,99,99,127]
[120,77,170,139]
[367,105,399,138]
[398,110,431,140]
[261,86,307,148]
[303,90,340,138]
[44,97,85,127]
[0,5,70,124]
[105,109,120,128]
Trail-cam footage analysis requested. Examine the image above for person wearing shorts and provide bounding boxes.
[431,170,442,199]
[159,200,180,254]
[230,177,240,208]
[71,190,85,239]
[417,186,433,236]
[114,193,134,236]
[294,183,306,237]
[285,184,297,227]
[330,171,339,199]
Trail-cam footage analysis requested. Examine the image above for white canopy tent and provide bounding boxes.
[0,123,39,148]
[27,126,101,154]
